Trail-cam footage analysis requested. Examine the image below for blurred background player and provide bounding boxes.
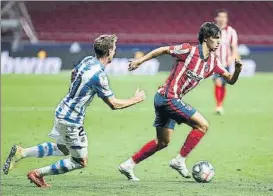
[119,22,243,181]
[213,9,238,114]
[37,49,47,59]
[2,34,146,188]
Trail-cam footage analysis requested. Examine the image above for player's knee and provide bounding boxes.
[157,138,170,148]
[198,121,209,133]
[215,78,223,87]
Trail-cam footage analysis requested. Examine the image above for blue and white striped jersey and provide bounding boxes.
[55,56,114,125]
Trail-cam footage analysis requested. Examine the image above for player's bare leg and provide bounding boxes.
[3,143,69,175]
[214,77,225,115]
[119,127,173,181]
[170,111,209,178]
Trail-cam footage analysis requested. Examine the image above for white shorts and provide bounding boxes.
[49,118,88,158]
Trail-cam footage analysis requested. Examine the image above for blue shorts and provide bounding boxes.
[213,66,230,86]
[153,93,197,130]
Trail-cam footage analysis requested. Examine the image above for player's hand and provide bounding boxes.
[128,59,142,71]
[234,58,243,72]
[134,88,146,102]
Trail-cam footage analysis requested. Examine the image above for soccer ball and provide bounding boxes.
[192,161,215,183]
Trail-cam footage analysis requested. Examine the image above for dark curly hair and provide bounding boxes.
[198,22,221,44]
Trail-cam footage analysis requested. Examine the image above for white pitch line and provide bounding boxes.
[1,106,150,112]
[2,106,55,112]
[1,106,268,114]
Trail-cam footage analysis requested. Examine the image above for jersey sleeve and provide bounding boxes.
[230,28,238,46]
[213,57,228,75]
[93,72,114,98]
[169,43,191,60]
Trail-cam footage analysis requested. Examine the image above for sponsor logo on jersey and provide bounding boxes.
[186,70,204,82]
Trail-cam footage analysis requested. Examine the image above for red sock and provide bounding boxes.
[219,86,226,105]
[132,139,165,164]
[214,86,222,107]
[180,129,205,157]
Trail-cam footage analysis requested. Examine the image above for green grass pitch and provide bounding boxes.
[1,73,273,196]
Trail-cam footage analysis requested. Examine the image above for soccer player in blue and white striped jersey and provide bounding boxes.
[3,35,146,187]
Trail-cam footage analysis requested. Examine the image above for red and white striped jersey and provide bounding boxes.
[216,25,238,67]
[158,43,227,99]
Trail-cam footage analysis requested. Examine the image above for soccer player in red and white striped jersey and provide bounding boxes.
[119,22,242,181]
[214,9,239,114]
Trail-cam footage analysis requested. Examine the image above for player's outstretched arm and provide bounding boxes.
[102,88,146,110]
[128,46,170,71]
[221,59,243,85]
